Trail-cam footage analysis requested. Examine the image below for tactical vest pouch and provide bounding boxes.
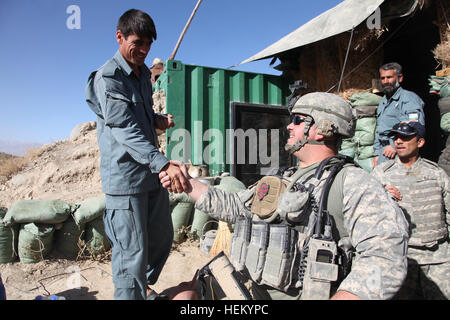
[244,222,269,283]
[301,238,339,300]
[250,176,287,219]
[261,224,298,292]
[229,216,251,272]
[277,189,310,223]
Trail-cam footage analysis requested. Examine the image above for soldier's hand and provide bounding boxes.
[385,185,402,201]
[382,145,397,159]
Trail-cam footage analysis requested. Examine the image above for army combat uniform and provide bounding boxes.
[372,157,450,299]
[195,158,409,300]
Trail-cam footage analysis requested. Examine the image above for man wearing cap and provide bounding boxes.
[373,62,425,167]
[372,121,449,299]
[159,92,409,300]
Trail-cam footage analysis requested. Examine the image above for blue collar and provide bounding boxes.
[113,50,133,76]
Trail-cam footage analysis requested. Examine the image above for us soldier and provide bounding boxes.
[161,92,409,300]
[372,121,449,299]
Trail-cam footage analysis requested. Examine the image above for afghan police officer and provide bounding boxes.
[372,121,449,299]
[372,62,425,167]
[160,92,409,300]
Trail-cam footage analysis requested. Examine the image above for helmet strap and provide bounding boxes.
[286,118,313,154]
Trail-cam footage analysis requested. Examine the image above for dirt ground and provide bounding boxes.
[0,123,211,300]
[0,241,210,300]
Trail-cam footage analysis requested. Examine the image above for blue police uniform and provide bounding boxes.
[85,50,173,300]
[374,87,425,164]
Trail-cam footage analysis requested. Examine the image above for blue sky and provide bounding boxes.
[0,0,342,153]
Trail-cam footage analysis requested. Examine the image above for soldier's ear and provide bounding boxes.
[417,137,425,148]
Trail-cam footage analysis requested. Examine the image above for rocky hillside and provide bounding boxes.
[0,122,102,209]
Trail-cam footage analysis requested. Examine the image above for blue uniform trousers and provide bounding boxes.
[103,188,173,300]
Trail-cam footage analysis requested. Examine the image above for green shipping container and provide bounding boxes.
[153,60,293,185]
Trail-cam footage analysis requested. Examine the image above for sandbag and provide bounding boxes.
[355,157,374,173]
[348,92,382,106]
[84,216,110,256]
[215,176,246,193]
[341,138,357,150]
[2,200,71,227]
[172,202,194,243]
[339,148,356,158]
[439,96,450,117]
[18,223,54,264]
[353,105,378,118]
[355,117,377,133]
[429,75,450,97]
[356,145,375,160]
[54,216,85,258]
[73,195,105,225]
[353,130,375,147]
[0,207,19,264]
[440,112,450,133]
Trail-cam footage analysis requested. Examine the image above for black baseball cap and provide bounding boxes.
[389,121,426,138]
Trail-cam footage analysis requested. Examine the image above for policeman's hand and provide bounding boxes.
[382,145,397,159]
[385,185,402,201]
[372,156,379,168]
[161,160,192,193]
[154,113,174,131]
[159,170,172,191]
[160,161,189,193]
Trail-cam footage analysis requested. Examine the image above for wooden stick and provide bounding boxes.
[169,0,203,60]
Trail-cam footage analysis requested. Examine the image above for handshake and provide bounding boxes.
[159,161,209,201]
[159,160,192,194]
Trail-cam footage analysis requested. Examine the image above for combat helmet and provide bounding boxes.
[286,92,355,153]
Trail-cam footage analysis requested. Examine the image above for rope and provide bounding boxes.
[439,0,449,29]
[337,27,355,93]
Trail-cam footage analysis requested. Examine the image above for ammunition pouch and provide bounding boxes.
[260,224,298,292]
[229,216,251,271]
[245,222,269,282]
[277,188,311,224]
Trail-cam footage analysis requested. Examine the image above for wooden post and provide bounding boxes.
[169,0,203,60]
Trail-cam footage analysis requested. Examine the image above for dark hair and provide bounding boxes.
[379,62,402,75]
[117,9,157,41]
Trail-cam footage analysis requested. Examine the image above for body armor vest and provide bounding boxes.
[381,160,448,247]
[229,155,354,298]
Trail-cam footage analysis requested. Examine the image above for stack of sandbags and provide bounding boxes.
[435,77,450,176]
[339,92,382,172]
[71,195,109,257]
[0,200,71,264]
[0,207,18,264]
[1,199,72,264]
[0,195,109,264]
[429,75,450,98]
